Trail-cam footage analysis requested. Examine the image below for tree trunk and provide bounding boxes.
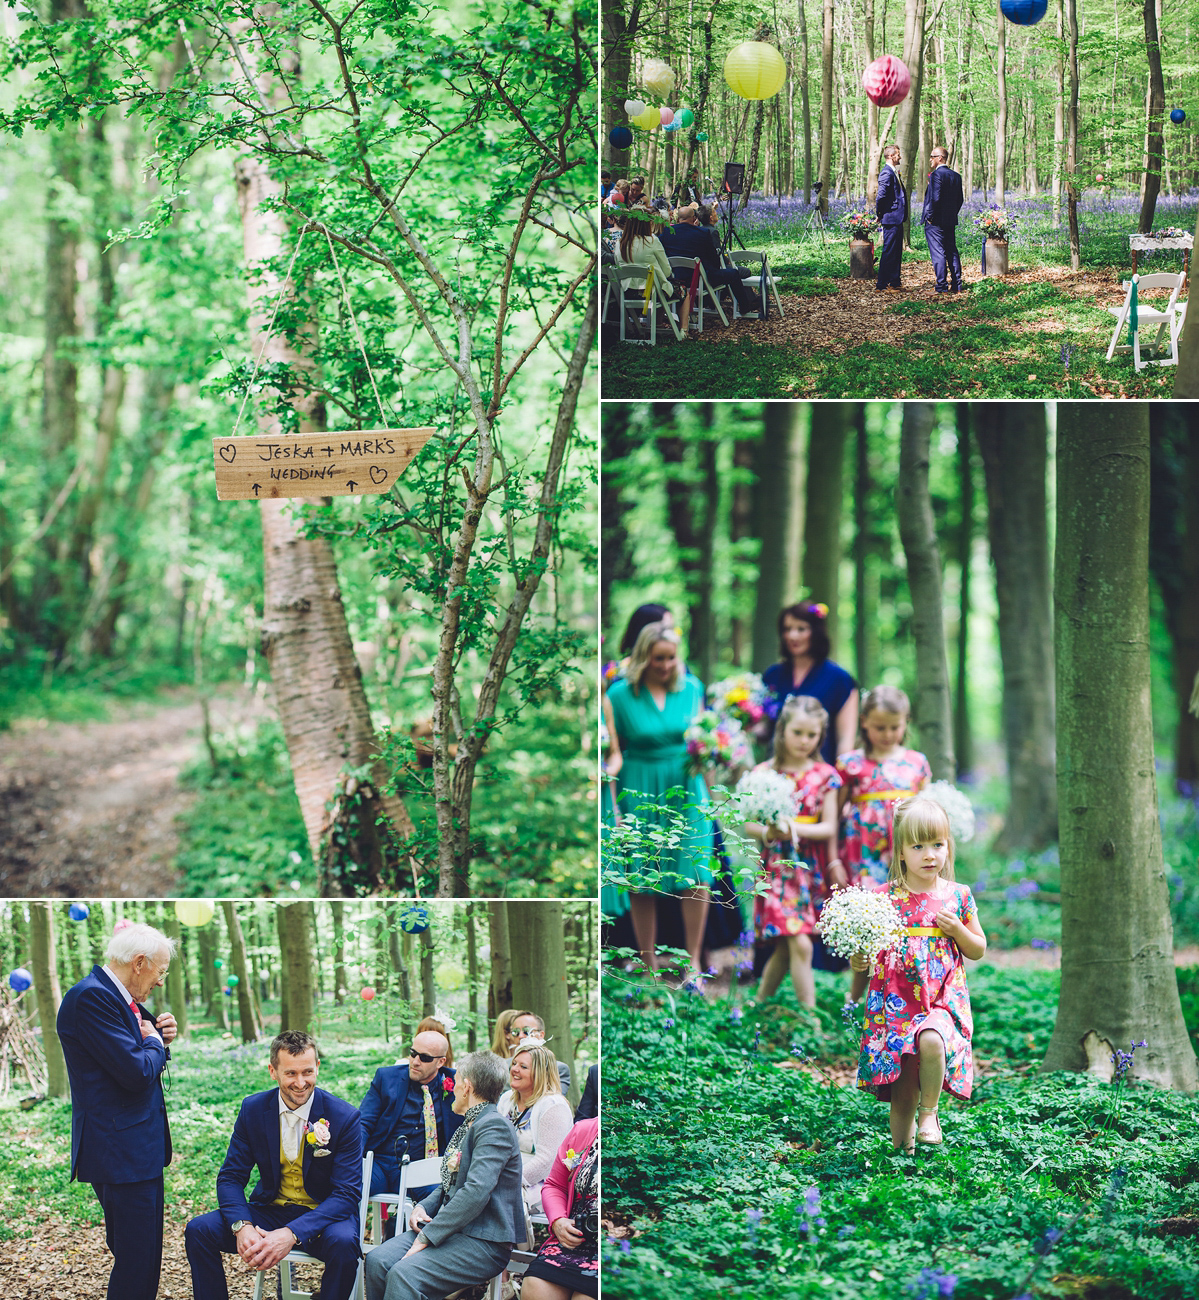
[817,0,834,216]
[1053,0,1065,225]
[331,901,347,1005]
[1043,408,1197,1092]
[1065,0,1081,270]
[740,100,766,210]
[600,406,636,623]
[198,921,229,1029]
[896,405,955,781]
[895,0,929,247]
[278,902,316,1033]
[953,407,973,779]
[730,436,756,665]
[799,0,814,203]
[1174,420,1199,790]
[853,406,876,687]
[863,0,879,202]
[995,1,1007,208]
[508,901,578,1109]
[466,901,479,1052]
[221,902,260,1044]
[29,903,68,1098]
[802,405,849,648]
[1137,0,1166,234]
[163,911,188,1039]
[488,902,512,1021]
[419,928,435,1018]
[975,406,1058,850]
[753,406,804,671]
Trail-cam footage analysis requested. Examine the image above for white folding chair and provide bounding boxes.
[724,249,785,318]
[1105,271,1186,369]
[365,1151,443,1250]
[252,1150,373,1300]
[601,264,684,344]
[483,1201,540,1300]
[666,256,729,332]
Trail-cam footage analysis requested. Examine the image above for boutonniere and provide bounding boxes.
[442,1076,454,1094]
[563,1148,582,1171]
[306,1118,332,1152]
[447,1150,463,1172]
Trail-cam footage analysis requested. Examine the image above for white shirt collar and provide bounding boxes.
[101,965,135,1006]
[278,1089,317,1125]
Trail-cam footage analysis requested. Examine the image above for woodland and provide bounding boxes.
[0,898,596,1297]
[601,402,1199,1297]
[0,0,599,900]
[601,0,1199,398]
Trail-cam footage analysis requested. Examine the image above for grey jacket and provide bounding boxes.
[418,1105,525,1247]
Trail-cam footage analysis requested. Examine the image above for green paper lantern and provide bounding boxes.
[214,957,225,970]
[226,974,240,987]
[695,130,709,143]
[678,108,694,127]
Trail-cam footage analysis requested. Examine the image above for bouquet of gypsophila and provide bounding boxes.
[816,885,905,960]
[727,764,797,829]
[707,672,770,730]
[684,711,753,785]
[922,781,976,844]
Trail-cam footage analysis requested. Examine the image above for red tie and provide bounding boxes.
[130,999,138,1015]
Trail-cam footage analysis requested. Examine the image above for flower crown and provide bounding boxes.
[803,602,829,620]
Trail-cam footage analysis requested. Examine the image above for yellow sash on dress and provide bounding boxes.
[852,788,916,802]
[792,815,818,823]
[904,926,943,937]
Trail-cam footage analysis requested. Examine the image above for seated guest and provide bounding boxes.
[497,1044,574,1209]
[184,1030,362,1300]
[600,168,613,200]
[521,1119,600,1300]
[627,175,645,205]
[416,1015,454,1067]
[615,207,688,329]
[363,1051,524,1300]
[574,1065,598,1122]
[490,1008,526,1057]
[359,1028,462,1201]
[508,1010,571,1092]
[659,204,761,319]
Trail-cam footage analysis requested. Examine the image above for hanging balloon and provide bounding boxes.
[360,986,377,1001]
[113,918,132,932]
[641,58,676,98]
[862,55,912,109]
[624,98,645,117]
[398,905,430,934]
[999,0,1048,23]
[1170,108,1186,124]
[723,42,787,100]
[695,131,709,143]
[214,957,225,970]
[226,974,240,987]
[175,900,215,927]
[69,903,90,922]
[609,190,626,204]
[609,126,633,150]
[659,106,674,126]
[8,968,32,994]
[633,105,660,130]
[678,108,695,128]
[435,961,466,992]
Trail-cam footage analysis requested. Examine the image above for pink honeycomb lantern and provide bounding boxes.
[862,55,911,109]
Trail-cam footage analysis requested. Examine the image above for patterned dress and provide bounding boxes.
[752,760,842,942]
[522,1139,599,1296]
[836,747,932,884]
[857,880,977,1101]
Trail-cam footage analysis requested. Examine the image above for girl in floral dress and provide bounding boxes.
[747,696,845,1009]
[850,795,986,1151]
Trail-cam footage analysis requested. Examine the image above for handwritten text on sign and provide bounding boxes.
[212,427,436,500]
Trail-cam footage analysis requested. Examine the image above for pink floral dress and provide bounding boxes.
[857,880,977,1101]
[752,761,842,942]
[836,747,931,884]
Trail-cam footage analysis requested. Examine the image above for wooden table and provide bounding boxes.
[1130,232,1192,286]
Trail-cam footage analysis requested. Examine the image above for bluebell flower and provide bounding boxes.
[619,1240,632,1254]
[729,1006,743,1023]
[663,1018,674,1030]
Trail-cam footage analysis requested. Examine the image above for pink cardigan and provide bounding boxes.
[540,1118,599,1225]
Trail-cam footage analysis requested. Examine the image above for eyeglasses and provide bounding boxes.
[505,1027,524,1038]
[409,1049,444,1063]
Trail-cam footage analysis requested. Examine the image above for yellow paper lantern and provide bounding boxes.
[175,899,215,927]
[723,42,787,100]
[633,105,660,130]
[641,58,676,98]
[435,961,466,992]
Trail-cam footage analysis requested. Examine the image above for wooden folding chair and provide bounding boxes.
[1105,271,1186,369]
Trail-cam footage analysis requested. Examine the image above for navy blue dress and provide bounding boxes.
[762,657,858,766]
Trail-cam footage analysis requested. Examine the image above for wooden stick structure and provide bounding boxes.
[0,986,49,1098]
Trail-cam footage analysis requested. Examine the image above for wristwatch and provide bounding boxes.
[231,1220,251,1234]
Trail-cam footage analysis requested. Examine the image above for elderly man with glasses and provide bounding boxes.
[359,1029,464,1211]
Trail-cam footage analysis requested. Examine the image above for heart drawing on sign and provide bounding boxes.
[369,465,388,484]
[218,445,236,463]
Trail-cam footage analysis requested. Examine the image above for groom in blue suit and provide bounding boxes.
[185,1030,363,1300]
[875,143,907,291]
[921,146,965,292]
[58,922,177,1300]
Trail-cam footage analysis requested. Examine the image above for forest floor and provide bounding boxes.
[0,692,256,898]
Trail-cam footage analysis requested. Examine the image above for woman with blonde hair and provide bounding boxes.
[497,1043,574,1208]
[490,1008,530,1058]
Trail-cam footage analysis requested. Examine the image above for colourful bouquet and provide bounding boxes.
[842,209,880,241]
[707,672,770,730]
[975,209,1016,241]
[729,765,796,828]
[1146,227,1189,241]
[816,885,905,960]
[684,711,752,785]
[923,781,976,844]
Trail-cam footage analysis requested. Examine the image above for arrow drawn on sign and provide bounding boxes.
[251,483,261,497]
[346,480,358,492]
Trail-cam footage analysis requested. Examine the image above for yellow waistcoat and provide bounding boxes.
[273,1135,317,1209]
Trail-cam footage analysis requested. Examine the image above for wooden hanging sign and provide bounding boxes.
[212,427,436,500]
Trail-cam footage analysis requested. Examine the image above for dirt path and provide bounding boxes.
[0,692,253,898]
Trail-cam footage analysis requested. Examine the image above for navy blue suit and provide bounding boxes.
[659,221,759,312]
[875,163,907,289]
[58,965,172,1300]
[359,1064,463,1197]
[185,1085,363,1300]
[921,164,965,291]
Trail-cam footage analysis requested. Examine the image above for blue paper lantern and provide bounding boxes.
[609,126,633,150]
[8,968,32,993]
[1000,0,1047,23]
[1170,108,1186,124]
[398,905,430,934]
[69,903,90,922]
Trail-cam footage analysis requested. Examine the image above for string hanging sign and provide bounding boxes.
[213,225,434,501]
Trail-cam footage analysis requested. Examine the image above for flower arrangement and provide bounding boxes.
[306,1118,331,1147]
[816,885,905,960]
[1145,227,1189,240]
[922,781,977,844]
[707,672,770,729]
[975,209,1015,241]
[842,209,880,241]
[684,711,752,783]
[442,1076,455,1093]
[563,1147,583,1171]
[729,765,796,828]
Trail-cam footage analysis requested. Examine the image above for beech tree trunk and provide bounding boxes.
[222,902,261,1043]
[1044,408,1197,1092]
[488,902,513,1021]
[954,408,973,779]
[895,0,929,246]
[853,407,876,688]
[802,405,849,649]
[30,903,68,1098]
[995,1,1007,208]
[799,0,814,203]
[1174,421,1199,789]
[1053,0,1065,225]
[1137,0,1165,234]
[1065,0,1081,269]
[331,901,348,1005]
[508,901,578,1108]
[896,405,955,781]
[163,912,188,1039]
[975,406,1058,850]
[277,902,316,1033]
[752,406,805,671]
[419,928,436,1018]
[466,902,479,1052]
[863,0,879,202]
[817,0,834,216]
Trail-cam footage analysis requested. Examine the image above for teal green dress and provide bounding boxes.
[607,672,713,892]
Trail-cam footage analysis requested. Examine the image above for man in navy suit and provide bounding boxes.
[921,146,965,292]
[359,1028,462,1201]
[184,1030,363,1300]
[875,143,907,291]
[659,205,761,318]
[58,922,177,1300]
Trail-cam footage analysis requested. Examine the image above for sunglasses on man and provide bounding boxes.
[408,1048,444,1063]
